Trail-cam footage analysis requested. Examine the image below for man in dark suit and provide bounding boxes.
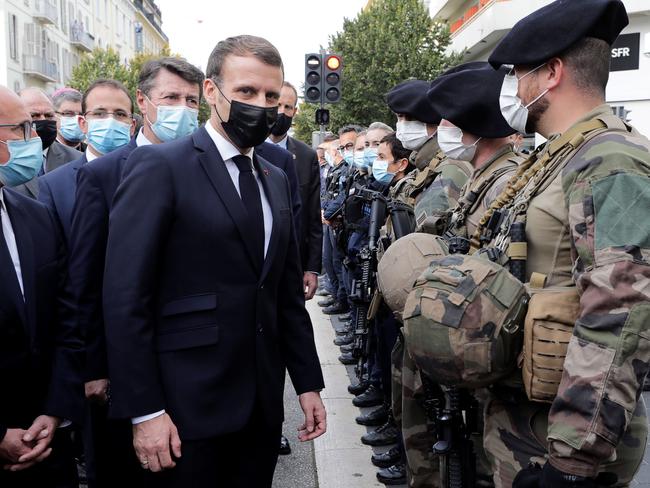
[37,79,136,244]
[68,57,204,488]
[267,81,322,300]
[0,86,84,488]
[103,35,326,487]
[12,88,81,199]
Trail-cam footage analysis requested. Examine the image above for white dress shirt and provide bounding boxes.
[132,123,274,425]
[0,189,23,298]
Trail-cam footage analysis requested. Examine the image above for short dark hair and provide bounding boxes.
[560,37,610,97]
[206,35,284,85]
[338,125,359,137]
[381,133,414,172]
[52,88,82,110]
[283,81,298,106]
[138,57,205,99]
[323,134,337,142]
[82,79,134,114]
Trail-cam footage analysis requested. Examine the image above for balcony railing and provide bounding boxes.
[70,25,94,52]
[33,0,58,25]
[23,54,59,82]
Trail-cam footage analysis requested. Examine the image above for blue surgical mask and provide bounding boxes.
[364,147,378,167]
[325,152,334,167]
[86,118,131,155]
[372,159,396,185]
[353,150,367,170]
[0,137,44,186]
[342,149,354,165]
[59,116,85,143]
[146,96,199,142]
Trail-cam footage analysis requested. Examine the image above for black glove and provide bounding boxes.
[513,462,618,488]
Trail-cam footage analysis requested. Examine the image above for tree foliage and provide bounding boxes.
[293,0,462,144]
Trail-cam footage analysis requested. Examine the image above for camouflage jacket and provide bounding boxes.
[410,136,440,171]
[544,105,650,477]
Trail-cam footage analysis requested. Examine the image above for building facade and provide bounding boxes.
[0,0,168,92]
[430,0,650,137]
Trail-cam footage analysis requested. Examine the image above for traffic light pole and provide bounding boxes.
[319,47,326,141]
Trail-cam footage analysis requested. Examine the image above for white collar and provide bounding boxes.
[205,120,254,162]
[267,134,288,149]
[136,128,153,147]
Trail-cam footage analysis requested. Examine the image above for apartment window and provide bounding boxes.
[14,81,21,93]
[60,1,67,34]
[8,14,18,61]
[24,0,29,6]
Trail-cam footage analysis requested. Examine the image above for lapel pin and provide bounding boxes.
[263,168,269,176]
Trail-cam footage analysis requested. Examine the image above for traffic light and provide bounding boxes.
[323,54,342,103]
[304,53,322,104]
[304,53,342,104]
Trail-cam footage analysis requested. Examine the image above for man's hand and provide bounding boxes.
[297,391,326,442]
[0,429,33,464]
[85,379,109,404]
[303,273,318,300]
[3,416,60,471]
[133,413,181,473]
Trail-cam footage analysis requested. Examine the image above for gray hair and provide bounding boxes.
[206,35,283,86]
[368,121,394,132]
[52,88,82,111]
[138,57,205,99]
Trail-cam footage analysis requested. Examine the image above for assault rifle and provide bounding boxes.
[421,378,480,488]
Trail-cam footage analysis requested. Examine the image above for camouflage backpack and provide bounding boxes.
[403,253,527,389]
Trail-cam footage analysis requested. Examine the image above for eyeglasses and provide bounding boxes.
[0,121,36,141]
[84,109,132,123]
[339,143,354,152]
[56,110,81,118]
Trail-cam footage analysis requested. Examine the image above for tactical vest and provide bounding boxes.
[471,112,636,402]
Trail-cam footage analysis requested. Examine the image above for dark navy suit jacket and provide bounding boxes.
[0,189,84,439]
[103,127,324,439]
[255,141,301,235]
[67,138,138,381]
[37,153,88,244]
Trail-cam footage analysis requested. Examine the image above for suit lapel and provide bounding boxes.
[3,193,34,333]
[256,155,281,283]
[193,128,261,272]
[24,177,39,198]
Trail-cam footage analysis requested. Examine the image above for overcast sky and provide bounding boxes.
[156,0,369,97]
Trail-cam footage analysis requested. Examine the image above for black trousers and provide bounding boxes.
[84,402,144,488]
[145,406,282,488]
[0,426,78,488]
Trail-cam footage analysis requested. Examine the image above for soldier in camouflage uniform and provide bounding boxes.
[397,62,526,488]
[475,1,650,486]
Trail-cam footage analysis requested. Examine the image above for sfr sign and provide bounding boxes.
[611,33,640,72]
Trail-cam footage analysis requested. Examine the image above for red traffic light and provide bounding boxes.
[326,55,341,70]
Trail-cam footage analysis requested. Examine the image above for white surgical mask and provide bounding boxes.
[499,64,549,134]
[396,120,430,151]
[437,126,481,162]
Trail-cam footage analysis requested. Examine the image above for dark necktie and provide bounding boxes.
[232,155,265,268]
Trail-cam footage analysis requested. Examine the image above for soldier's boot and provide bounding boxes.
[357,403,389,426]
[353,384,383,408]
[377,462,407,486]
[361,413,399,446]
[334,333,354,346]
[372,446,402,468]
[348,380,369,396]
[338,352,356,365]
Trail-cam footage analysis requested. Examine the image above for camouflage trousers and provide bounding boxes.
[392,332,440,487]
[483,392,648,488]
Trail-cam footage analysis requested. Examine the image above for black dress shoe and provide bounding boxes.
[338,352,356,365]
[279,435,291,455]
[377,462,406,485]
[356,404,389,426]
[318,297,335,307]
[323,302,350,315]
[348,381,368,396]
[340,342,355,353]
[353,384,383,408]
[371,446,401,468]
[361,418,399,446]
[333,333,354,346]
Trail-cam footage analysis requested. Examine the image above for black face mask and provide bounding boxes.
[270,113,292,137]
[34,119,58,149]
[214,83,278,149]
